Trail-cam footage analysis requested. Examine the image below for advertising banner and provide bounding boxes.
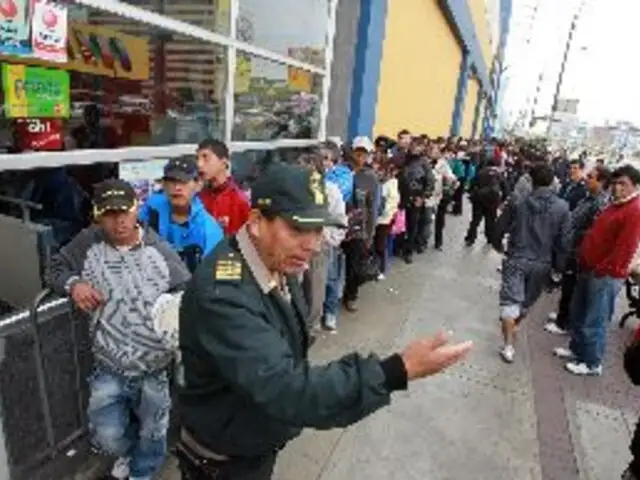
[13,117,63,150]
[31,0,67,63]
[0,0,31,55]
[2,63,70,117]
[235,54,252,93]
[119,159,166,203]
[287,67,312,93]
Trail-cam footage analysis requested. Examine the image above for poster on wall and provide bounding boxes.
[0,0,32,55]
[2,63,70,117]
[13,117,63,150]
[31,0,67,63]
[119,159,166,203]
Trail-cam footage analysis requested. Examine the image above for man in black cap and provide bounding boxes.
[45,178,191,480]
[177,161,473,479]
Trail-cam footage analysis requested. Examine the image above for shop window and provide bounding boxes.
[0,3,227,154]
[237,0,328,67]
[230,147,318,188]
[233,53,322,141]
[125,0,231,36]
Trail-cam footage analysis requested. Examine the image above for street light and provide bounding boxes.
[546,0,589,137]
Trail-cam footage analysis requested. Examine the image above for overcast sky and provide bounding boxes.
[502,0,639,127]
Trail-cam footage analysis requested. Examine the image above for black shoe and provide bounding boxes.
[404,255,413,264]
[416,246,425,254]
[464,239,474,247]
[434,245,443,251]
[343,300,358,312]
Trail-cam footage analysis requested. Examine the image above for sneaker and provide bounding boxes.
[544,322,567,335]
[565,361,602,376]
[553,346,575,359]
[343,300,358,312]
[104,457,129,480]
[622,467,638,479]
[377,273,386,281]
[323,315,338,334]
[500,345,515,363]
[547,312,558,321]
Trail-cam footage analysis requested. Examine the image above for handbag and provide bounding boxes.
[391,209,406,235]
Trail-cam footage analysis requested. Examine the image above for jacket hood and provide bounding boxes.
[525,186,555,214]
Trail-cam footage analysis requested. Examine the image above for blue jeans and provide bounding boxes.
[569,273,623,368]
[87,366,171,479]
[324,245,344,317]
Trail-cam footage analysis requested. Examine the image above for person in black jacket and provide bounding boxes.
[398,136,435,263]
[177,161,472,480]
[558,159,589,211]
[464,162,506,247]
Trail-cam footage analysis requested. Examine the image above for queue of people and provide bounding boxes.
[42,131,640,480]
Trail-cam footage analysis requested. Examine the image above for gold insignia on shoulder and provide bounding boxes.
[215,258,243,281]
[309,171,325,205]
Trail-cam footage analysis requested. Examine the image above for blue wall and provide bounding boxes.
[347,0,388,140]
[450,52,471,136]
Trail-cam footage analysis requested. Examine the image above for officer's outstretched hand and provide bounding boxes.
[401,331,473,381]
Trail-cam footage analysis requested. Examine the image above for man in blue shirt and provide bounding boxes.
[139,157,224,272]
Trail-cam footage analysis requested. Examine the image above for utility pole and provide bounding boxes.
[546,0,588,137]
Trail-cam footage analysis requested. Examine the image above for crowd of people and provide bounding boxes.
[42,130,640,480]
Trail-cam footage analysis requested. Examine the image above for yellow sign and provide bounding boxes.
[287,67,312,93]
[0,21,149,81]
[215,259,243,281]
[235,55,252,94]
[3,65,27,118]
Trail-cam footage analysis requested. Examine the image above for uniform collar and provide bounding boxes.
[236,225,279,294]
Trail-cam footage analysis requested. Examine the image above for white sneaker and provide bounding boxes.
[323,315,338,334]
[377,273,386,281]
[547,312,558,321]
[565,361,602,376]
[544,322,567,335]
[553,346,575,359]
[500,345,515,363]
[110,457,130,479]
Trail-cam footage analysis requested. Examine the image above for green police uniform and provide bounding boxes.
[177,162,408,478]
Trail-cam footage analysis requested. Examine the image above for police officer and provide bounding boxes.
[177,161,472,479]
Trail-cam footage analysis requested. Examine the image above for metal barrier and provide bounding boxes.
[0,290,90,478]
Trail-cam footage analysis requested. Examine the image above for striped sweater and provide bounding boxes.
[46,225,191,376]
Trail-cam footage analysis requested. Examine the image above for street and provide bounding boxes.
[159,212,638,480]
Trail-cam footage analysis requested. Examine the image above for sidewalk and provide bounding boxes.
[158,212,637,480]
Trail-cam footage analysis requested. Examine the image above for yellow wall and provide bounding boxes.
[461,78,479,138]
[468,0,492,71]
[374,0,461,137]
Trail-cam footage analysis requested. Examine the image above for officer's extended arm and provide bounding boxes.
[193,284,407,430]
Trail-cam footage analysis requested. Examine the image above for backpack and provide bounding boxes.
[401,160,428,198]
[471,166,502,204]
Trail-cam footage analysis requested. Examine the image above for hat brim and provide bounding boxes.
[163,170,197,182]
[94,199,136,217]
[281,209,346,230]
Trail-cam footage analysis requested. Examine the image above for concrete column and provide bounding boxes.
[347,0,388,140]
[449,51,471,137]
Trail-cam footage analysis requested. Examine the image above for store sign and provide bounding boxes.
[31,0,68,63]
[0,21,149,81]
[0,0,31,55]
[13,117,63,150]
[287,67,312,93]
[2,63,70,117]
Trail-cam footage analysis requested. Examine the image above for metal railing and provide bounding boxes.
[0,289,88,477]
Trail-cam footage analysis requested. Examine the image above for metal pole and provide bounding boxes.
[546,1,586,137]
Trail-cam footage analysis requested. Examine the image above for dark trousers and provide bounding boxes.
[555,257,578,330]
[343,238,367,302]
[419,206,434,248]
[374,224,391,274]
[176,442,277,480]
[629,416,640,477]
[452,183,465,215]
[434,197,449,248]
[464,200,498,245]
[404,203,426,256]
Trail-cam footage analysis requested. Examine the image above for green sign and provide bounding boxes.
[2,64,70,118]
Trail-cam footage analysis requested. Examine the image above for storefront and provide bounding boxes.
[0,0,337,178]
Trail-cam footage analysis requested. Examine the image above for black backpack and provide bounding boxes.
[471,166,502,204]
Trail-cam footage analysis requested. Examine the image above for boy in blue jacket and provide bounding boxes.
[139,157,224,272]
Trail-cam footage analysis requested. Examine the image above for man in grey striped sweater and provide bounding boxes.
[46,179,190,480]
